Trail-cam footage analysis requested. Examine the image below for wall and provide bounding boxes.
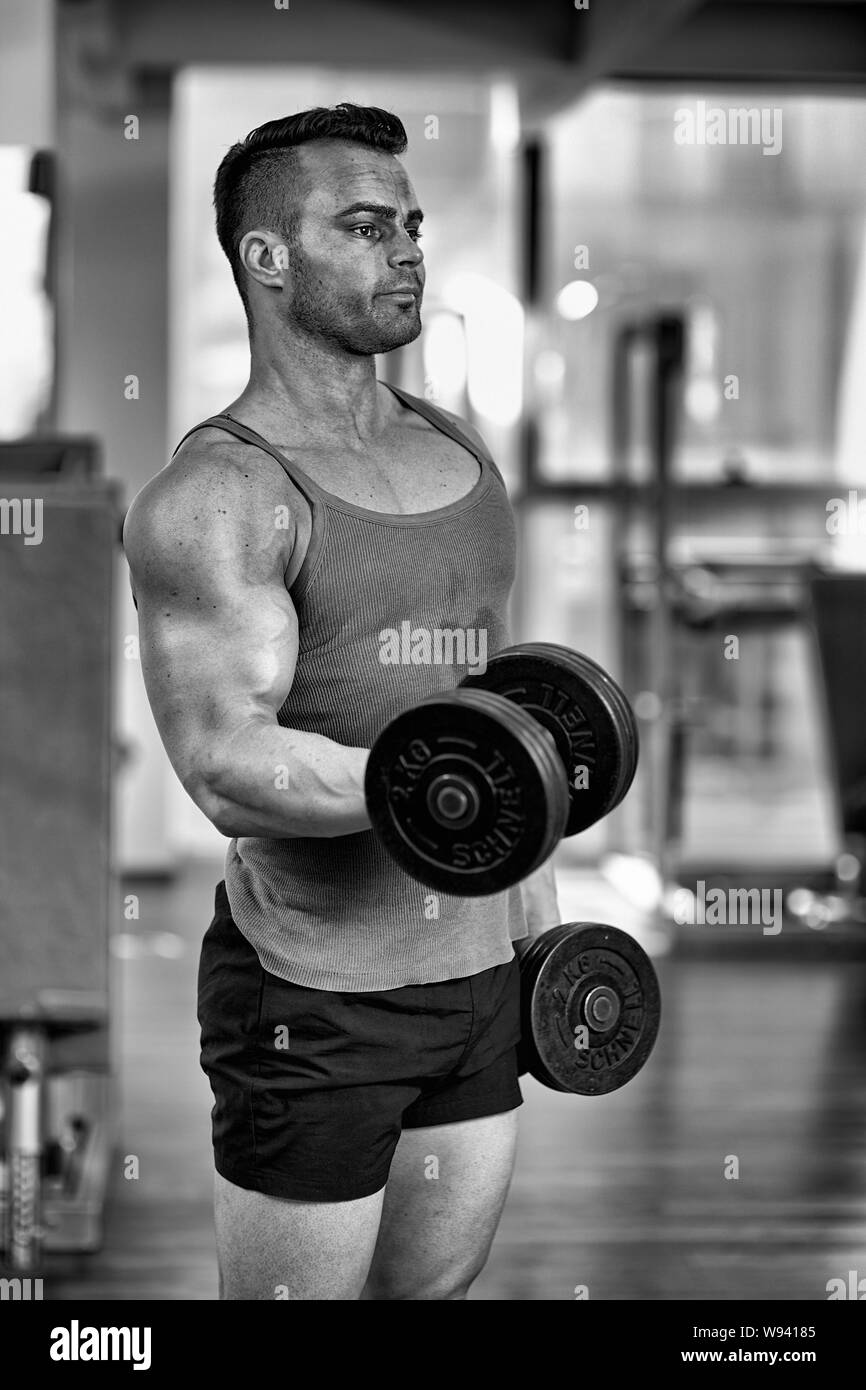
[0,0,54,146]
[55,84,175,871]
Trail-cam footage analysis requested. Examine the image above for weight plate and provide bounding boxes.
[522,644,639,810]
[512,706,571,874]
[518,922,661,1095]
[513,643,639,811]
[365,688,568,896]
[462,644,638,836]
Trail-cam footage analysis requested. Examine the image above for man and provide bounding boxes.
[123,103,559,1300]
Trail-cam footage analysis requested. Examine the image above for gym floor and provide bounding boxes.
[44,859,866,1302]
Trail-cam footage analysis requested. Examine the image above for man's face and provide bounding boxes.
[280,139,425,355]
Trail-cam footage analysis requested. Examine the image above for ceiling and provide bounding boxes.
[58,0,866,128]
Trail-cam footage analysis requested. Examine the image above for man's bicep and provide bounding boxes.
[126,485,299,789]
[139,575,299,728]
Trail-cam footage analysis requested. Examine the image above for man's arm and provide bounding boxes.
[123,442,371,839]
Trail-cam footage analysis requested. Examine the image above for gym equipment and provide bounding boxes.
[0,473,118,1267]
[365,644,638,894]
[517,922,660,1094]
[461,642,638,836]
[365,687,569,895]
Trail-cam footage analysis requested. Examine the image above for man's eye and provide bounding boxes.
[351,224,422,241]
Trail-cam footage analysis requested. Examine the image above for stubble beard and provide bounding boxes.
[284,248,422,356]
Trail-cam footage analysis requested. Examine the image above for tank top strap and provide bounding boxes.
[173,393,500,496]
[383,384,495,470]
[171,413,325,514]
[170,414,324,598]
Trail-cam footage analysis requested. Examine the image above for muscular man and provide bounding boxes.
[123,103,559,1300]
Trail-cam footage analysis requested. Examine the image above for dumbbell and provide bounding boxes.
[517,922,661,1095]
[364,643,638,895]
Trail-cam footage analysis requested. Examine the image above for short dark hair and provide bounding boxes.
[213,103,408,317]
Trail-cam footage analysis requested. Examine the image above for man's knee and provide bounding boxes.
[364,1253,487,1301]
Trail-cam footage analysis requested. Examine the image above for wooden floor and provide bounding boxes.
[43,859,866,1302]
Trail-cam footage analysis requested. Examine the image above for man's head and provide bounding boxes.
[213,103,425,354]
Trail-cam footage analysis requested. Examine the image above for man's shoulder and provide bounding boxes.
[122,425,294,564]
[392,387,493,460]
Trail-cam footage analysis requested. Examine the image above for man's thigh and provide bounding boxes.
[362,1109,519,1301]
[214,1170,386,1300]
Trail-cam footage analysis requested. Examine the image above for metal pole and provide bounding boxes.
[5,1024,46,1271]
[648,314,686,882]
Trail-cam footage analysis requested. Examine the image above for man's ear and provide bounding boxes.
[238,229,289,293]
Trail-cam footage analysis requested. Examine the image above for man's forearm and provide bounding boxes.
[194,722,371,838]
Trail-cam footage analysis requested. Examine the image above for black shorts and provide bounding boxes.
[197,881,523,1201]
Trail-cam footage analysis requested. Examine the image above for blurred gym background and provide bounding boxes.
[2,0,866,1300]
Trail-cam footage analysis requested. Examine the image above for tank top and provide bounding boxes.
[173,383,527,990]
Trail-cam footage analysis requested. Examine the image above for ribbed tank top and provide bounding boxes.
[174,383,527,990]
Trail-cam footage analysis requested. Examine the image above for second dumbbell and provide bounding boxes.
[365,644,637,895]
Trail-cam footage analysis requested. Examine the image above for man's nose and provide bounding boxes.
[390,233,424,267]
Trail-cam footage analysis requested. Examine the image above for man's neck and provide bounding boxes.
[231,323,394,448]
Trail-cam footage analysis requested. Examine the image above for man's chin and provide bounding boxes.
[386,315,423,351]
[348,314,423,355]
